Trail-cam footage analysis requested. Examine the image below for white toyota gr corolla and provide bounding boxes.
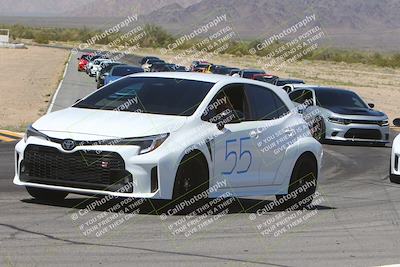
[14,72,322,208]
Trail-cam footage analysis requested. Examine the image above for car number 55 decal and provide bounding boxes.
[222,137,252,175]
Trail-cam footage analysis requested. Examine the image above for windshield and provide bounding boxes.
[315,89,367,108]
[74,77,214,116]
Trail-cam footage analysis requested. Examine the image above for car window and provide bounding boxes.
[289,90,303,103]
[289,90,313,105]
[74,77,214,116]
[302,90,313,104]
[202,83,249,123]
[245,84,288,120]
[273,93,290,117]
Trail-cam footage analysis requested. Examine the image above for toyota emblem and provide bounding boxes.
[62,139,76,151]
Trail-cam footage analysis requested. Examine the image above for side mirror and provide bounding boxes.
[368,103,375,108]
[393,118,400,127]
[282,86,292,94]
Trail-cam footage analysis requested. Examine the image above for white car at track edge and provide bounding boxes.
[14,72,323,208]
[390,119,400,184]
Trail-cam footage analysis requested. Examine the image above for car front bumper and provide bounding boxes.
[391,150,400,183]
[324,120,389,143]
[13,138,173,199]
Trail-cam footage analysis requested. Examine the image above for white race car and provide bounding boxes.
[89,58,111,77]
[390,119,400,183]
[14,73,322,208]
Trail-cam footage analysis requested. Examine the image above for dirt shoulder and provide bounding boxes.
[0,45,69,130]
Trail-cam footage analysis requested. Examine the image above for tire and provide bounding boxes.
[389,161,400,184]
[311,116,326,143]
[276,154,317,209]
[26,186,68,202]
[374,142,387,147]
[171,152,209,210]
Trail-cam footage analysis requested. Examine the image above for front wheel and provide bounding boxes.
[171,152,209,211]
[26,186,68,202]
[276,154,317,209]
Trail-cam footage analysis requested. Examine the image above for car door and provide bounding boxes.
[244,84,293,186]
[204,83,261,188]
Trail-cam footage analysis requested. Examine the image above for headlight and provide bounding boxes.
[113,133,169,154]
[328,117,351,125]
[380,119,389,126]
[24,125,49,142]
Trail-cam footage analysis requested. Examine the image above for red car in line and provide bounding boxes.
[77,53,94,71]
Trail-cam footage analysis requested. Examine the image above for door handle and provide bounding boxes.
[249,130,259,139]
[284,129,295,137]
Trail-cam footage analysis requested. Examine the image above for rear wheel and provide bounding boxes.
[26,187,68,202]
[276,154,317,209]
[172,152,209,211]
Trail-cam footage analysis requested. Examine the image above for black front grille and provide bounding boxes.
[347,119,382,125]
[344,128,382,140]
[21,145,133,192]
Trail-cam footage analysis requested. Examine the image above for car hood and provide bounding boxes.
[33,107,187,140]
[325,106,385,117]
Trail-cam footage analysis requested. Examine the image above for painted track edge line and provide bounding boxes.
[46,51,72,114]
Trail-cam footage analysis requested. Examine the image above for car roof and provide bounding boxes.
[127,72,289,87]
[242,69,265,72]
[253,73,276,77]
[288,84,319,89]
[129,72,247,83]
[292,85,353,93]
[124,72,294,110]
[110,65,142,72]
[278,78,303,81]
[94,58,109,62]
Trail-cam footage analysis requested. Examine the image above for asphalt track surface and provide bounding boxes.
[1,52,400,267]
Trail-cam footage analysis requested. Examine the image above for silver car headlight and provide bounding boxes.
[380,119,389,127]
[328,117,350,125]
[24,125,49,142]
[113,133,169,154]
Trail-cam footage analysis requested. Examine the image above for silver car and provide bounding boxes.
[288,86,389,145]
